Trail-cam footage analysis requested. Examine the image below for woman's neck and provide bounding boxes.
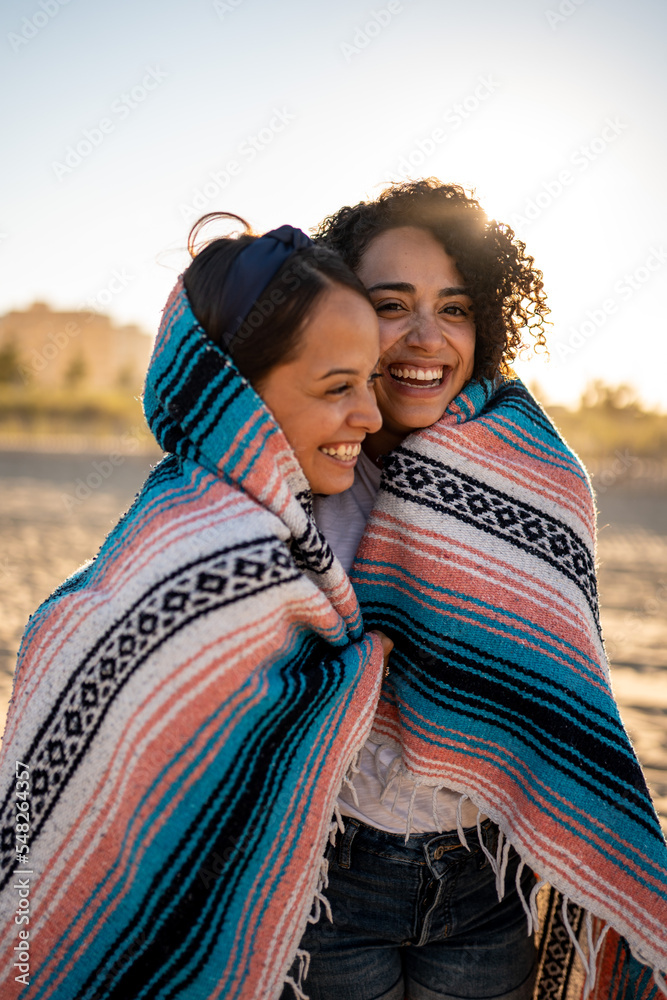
[362,427,409,466]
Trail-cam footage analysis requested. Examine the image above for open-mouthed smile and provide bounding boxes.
[387,364,447,388]
[318,442,363,463]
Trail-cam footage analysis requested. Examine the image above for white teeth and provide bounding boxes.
[389,366,444,382]
[320,443,362,458]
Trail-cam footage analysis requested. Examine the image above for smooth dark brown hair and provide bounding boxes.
[183,212,371,387]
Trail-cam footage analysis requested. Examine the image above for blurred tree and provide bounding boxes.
[551,381,666,464]
[580,381,642,413]
[64,353,87,389]
[0,340,23,384]
[527,380,549,406]
[115,363,137,391]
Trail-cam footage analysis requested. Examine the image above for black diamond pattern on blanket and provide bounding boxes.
[290,516,335,575]
[535,890,585,1000]
[383,451,598,616]
[0,535,301,887]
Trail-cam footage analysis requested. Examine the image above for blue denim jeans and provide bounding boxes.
[284,818,536,1000]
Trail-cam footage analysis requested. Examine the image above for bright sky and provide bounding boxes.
[2,0,666,409]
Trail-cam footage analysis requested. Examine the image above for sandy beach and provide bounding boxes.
[1,447,665,833]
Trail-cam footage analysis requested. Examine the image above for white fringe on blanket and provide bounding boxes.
[335,765,667,1000]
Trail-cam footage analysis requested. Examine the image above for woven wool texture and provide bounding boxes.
[0,280,383,1000]
[352,377,667,997]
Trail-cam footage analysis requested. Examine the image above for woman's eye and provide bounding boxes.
[368,372,383,385]
[374,300,405,314]
[441,303,471,317]
[326,383,351,396]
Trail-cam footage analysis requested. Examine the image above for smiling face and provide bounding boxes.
[257,283,382,494]
[356,226,476,458]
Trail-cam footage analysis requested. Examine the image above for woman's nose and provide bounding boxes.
[350,387,382,433]
[404,312,443,353]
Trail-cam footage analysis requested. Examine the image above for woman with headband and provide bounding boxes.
[291,181,667,1000]
[0,215,391,999]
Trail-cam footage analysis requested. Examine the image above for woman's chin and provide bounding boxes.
[306,453,358,496]
[377,380,465,437]
[380,397,451,437]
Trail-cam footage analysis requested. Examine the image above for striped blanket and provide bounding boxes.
[0,280,383,999]
[352,377,667,999]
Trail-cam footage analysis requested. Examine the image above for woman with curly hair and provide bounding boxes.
[285,181,667,1000]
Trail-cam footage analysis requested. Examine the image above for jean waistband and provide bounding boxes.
[336,815,499,872]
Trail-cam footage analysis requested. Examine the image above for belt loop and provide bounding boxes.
[482,819,498,857]
[338,818,360,869]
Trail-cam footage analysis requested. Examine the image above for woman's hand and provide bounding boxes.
[371,630,394,677]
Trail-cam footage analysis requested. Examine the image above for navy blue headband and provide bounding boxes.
[219,224,313,350]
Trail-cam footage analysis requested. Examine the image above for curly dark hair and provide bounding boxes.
[313,179,549,380]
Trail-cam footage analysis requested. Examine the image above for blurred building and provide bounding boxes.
[0,303,153,390]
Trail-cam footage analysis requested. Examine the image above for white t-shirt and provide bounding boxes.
[313,451,479,834]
